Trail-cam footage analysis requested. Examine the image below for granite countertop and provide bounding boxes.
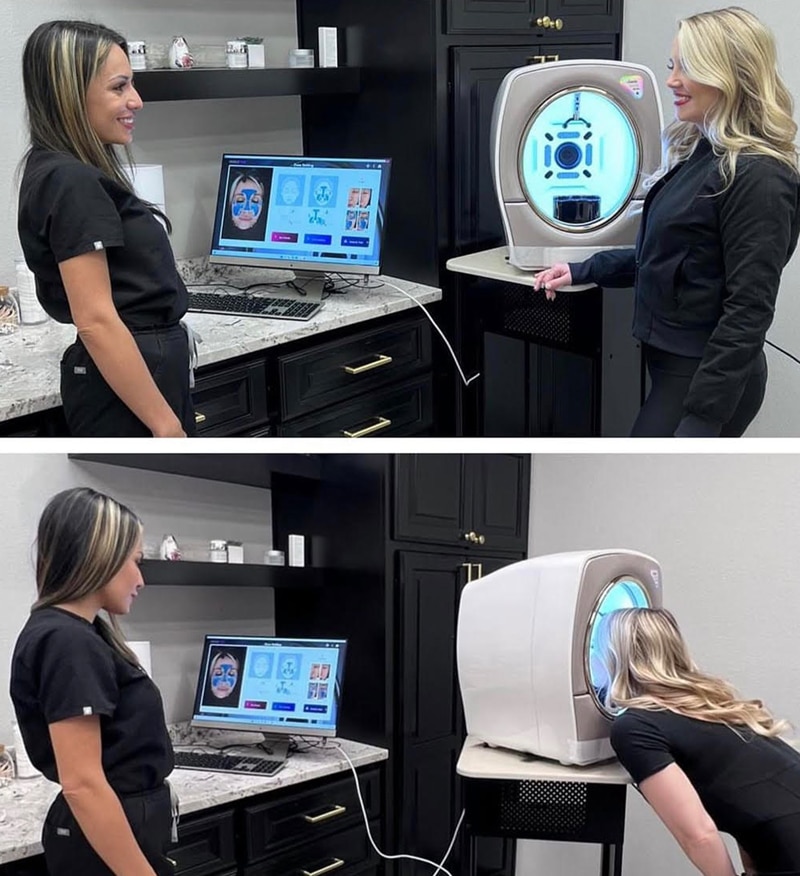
[0,734,388,865]
[0,258,442,423]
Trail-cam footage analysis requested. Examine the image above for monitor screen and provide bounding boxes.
[190,635,347,738]
[208,153,392,276]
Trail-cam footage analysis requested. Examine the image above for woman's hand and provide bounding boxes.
[151,416,187,438]
[532,263,573,301]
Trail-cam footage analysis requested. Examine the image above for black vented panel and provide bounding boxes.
[481,283,603,355]
[464,777,627,844]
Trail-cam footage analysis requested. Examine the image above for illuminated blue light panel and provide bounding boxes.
[520,89,639,229]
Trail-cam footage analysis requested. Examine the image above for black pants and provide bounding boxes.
[630,344,768,438]
[60,323,196,437]
[42,785,175,876]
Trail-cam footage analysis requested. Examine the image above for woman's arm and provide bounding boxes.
[59,249,185,437]
[49,715,159,876]
[639,763,737,876]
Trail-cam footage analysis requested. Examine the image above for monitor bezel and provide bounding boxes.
[208,153,392,278]
[189,634,347,738]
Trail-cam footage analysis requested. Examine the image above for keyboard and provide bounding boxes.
[187,288,323,321]
[173,749,285,777]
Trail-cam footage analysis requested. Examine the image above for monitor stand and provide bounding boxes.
[259,735,291,761]
[292,270,328,301]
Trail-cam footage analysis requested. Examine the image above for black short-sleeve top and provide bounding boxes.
[18,148,188,329]
[10,607,174,795]
[611,707,800,864]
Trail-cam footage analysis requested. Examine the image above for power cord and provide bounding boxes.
[766,338,800,367]
[333,742,465,876]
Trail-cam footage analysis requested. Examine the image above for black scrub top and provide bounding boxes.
[18,148,188,329]
[10,607,174,795]
[612,707,800,872]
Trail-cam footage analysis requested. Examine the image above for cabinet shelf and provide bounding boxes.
[140,559,327,588]
[135,66,361,102]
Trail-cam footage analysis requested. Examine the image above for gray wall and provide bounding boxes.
[518,453,800,876]
[1,1,302,278]
[2,454,277,741]
[621,0,800,435]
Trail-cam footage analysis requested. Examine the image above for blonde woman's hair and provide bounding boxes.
[656,6,798,188]
[598,607,788,737]
[33,487,143,668]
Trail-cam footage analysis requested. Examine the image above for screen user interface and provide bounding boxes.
[191,635,347,736]
[209,154,391,273]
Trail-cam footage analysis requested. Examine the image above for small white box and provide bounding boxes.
[227,542,244,564]
[318,27,338,68]
[288,534,306,567]
[247,43,265,68]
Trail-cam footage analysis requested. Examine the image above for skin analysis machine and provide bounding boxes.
[491,60,664,271]
[456,549,663,765]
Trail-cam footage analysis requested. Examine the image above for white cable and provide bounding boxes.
[334,743,464,876]
[377,279,481,388]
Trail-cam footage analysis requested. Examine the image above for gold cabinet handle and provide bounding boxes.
[301,859,345,876]
[194,411,207,424]
[303,804,347,824]
[343,354,393,375]
[342,416,392,438]
[464,531,477,542]
[477,534,486,545]
[554,17,564,30]
[535,15,563,29]
[462,562,475,584]
[546,54,560,62]
[537,15,550,26]
[474,563,483,579]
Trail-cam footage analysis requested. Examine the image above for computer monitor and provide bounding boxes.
[208,153,392,298]
[190,635,347,739]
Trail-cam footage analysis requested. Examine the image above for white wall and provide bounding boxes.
[517,453,800,876]
[1,1,302,279]
[622,0,800,435]
[1,454,276,741]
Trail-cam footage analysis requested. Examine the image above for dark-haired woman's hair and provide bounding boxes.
[20,20,171,231]
[34,487,143,667]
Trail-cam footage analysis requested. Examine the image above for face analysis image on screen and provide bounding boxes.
[201,646,247,708]
[219,168,274,242]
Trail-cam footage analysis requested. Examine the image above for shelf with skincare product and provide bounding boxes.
[134,66,361,102]
[140,559,326,589]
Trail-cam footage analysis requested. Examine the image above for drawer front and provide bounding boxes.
[193,357,269,436]
[169,809,237,876]
[279,317,432,420]
[243,819,381,876]
[277,375,433,438]
[245,769,381,862]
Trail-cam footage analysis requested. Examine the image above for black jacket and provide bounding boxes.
[570,138,800,435]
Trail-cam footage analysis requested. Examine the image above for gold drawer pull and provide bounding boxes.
[303,804,347,824]
[194,411,207,424]
[343,354,393,375]
[301,858,345,876]
[342,416,392,438]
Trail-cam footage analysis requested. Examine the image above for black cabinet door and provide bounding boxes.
[468,454,530,552]
[546,0,623,35]
[446,0,536,34]
[394,456,468,545]
[451,43,616,254]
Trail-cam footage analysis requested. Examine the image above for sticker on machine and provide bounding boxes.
[619,74,645,99]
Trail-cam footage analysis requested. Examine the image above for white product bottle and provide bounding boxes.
[12,720,41,779]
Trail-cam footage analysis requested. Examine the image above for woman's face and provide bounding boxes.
[99,536,144,615]
[86,44,143,145]
[231,179,264,230]
[210,654,239,698]
[666,37,721,127]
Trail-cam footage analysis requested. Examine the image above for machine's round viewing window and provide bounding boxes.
[586,578,651,715]
[519,88,640,231]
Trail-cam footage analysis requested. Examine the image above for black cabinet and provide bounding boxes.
[274,454,530,876]
[446,0,622,34]
[393,454,529,551]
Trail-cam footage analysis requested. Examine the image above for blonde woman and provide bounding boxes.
[533,7,800,438]
[18,21,194,437]
[598,608,800,876]
[10,488,176,876]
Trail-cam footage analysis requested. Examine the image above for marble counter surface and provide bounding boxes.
[0,260,441,423]
[0,736,388,865]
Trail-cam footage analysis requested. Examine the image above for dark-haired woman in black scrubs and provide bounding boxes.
[17,19,195,437]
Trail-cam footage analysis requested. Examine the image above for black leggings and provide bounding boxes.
[42,785,175,876]
[631,344,768,438]
[59,323,196,437]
